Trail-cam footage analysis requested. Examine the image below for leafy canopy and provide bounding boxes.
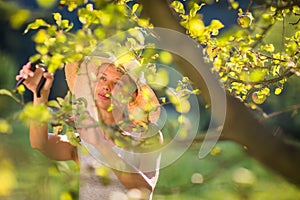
[1,0,300,146]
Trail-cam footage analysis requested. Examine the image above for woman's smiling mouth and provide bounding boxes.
[98,93,110,100]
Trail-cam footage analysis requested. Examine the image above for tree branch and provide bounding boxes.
[227,70,294,86]
[140,0,300,186]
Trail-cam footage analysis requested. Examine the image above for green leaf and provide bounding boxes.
[0,119,12,134]
[210,19,224,30]
[48,100,61,108]
[231,1,239,9]
[171,1,185,15]
[209,19,224,36]
[66,127,81,146]
[274,87,282,95]
[57,97,65,106]
[34,29,48,43]
[53,124,64,135]
[53,12,62,26]
[261,44,275,53]
[10,9,30,29]
[189,3,205,17]
[187,18,205,37]
[131,3,139,14]
[24,19,50,34]
[61,20,73,31]
[36,45,49,55]
[250,70,266,82]
[0,89,14,97]
[20,103,52,125]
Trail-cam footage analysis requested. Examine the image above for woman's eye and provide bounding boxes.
[99,76,106,81]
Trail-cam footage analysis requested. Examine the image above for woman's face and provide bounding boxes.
[94,64,137,111]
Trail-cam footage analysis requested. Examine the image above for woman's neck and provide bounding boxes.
[98,109,115,125]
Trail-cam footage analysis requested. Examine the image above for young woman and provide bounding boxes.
[16,57,162,200]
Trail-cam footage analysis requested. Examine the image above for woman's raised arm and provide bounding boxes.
[17,62,77,161]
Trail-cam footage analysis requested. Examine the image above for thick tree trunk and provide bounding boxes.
[139,0,300,186]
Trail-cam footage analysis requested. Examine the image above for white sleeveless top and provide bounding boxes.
[78,147,128,200]
[78,142,161,200]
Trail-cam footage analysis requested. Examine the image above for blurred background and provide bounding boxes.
[0,0,300,199]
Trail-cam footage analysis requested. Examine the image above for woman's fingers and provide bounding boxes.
[43,72,53,79]
[42,72,54,90]
[24,67,43,82]
[16,74,22,81]
[16,62,48,92]
[22,62,34,75]
[16,62,34,80]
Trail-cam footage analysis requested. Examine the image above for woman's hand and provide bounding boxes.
[16,62,54,98]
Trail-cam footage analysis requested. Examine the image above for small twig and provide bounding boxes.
[281,14,285,53]
[246,0,253,12]
[257,51,288,63]
[289,17,300,25]
[262,104,300,120]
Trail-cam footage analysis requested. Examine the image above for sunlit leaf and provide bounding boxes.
[171,1,185,15]
[48,100,61,108]
[0,119,12,134]
[60,191,73,200]
[0,88,23,102]
[36,45,49,55]
[20,103,52,125]
[24,19,50,34]
[53,13,62,26]
[261,44,275,53]
[131,3,139,14]
[0,159,17,196]
[66,127,80,146]
[189,3,204,17]
[262,13,275,24]
[36,0,57,8]
[0,89,14,97]
[231,1,239,9]
[137,18,151,28]
[249,70,266,82]
[10,9,30,29]
[34,29,48,43]
[209,19,224,35]
[188,18,205,37]
[275,87,282,95]
[53,124,64,135]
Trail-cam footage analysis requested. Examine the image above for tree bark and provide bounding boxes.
[139,0,300,186]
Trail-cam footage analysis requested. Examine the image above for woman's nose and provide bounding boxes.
[102,84,111,92]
